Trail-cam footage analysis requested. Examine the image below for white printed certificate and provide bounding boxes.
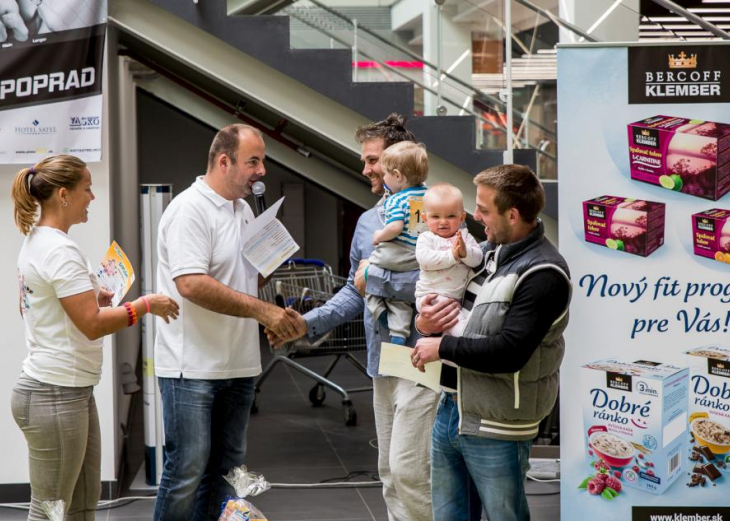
[241,197,299,277]
[378,342,442,392]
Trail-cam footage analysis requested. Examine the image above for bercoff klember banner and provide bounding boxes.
[0,0,107,163]
[558,43,730,521]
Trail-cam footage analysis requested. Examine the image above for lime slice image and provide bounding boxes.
[670,174,683,191]
[689,119,705,125]
[606,239,625,251]
[659,175,676,190]
[624,198,636,202]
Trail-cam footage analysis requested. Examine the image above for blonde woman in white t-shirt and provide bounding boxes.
[10,155,179,521]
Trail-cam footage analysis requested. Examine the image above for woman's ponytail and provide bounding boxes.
[11,167,38,235]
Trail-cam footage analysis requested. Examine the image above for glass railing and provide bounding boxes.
[270,0,669,180]
[259,0,728,179]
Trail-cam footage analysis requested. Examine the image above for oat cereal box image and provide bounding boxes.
[583,196,666,257]
[684,347,730,489]
[581,359,689,495]
[628,116,730,201]
[692,208,730,265]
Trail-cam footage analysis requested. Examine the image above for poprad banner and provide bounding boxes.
[0,1,107,163]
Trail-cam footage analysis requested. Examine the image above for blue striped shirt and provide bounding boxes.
[384,184,428,248]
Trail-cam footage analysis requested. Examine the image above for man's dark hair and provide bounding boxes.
[474,164,545,222]
[208,124,263,170]
[355,113,417,149]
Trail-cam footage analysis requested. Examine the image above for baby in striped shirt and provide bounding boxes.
[367,141,429,345]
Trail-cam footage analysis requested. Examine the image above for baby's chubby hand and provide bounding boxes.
[451,231,466,260]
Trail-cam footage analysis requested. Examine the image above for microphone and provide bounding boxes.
[252,181,266,216]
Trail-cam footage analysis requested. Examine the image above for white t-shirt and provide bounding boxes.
[154,177,261,379]
[17,226,102,387]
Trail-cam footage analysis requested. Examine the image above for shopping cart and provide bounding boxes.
[254,259,371,426]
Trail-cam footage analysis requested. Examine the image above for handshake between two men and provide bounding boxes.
[262,257,372,349]
[263,304,307,349]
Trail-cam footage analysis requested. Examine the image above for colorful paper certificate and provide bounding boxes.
[96,241,135,307]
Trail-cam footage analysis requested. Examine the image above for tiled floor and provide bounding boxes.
[0,343,560,520]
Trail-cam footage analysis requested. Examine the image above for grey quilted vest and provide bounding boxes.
[457,222,571,441]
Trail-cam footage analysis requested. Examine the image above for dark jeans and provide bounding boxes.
[431,393,532,521]
[154,376,255,521]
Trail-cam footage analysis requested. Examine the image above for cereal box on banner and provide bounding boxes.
[684,347,730,488]
[581,359,689,495]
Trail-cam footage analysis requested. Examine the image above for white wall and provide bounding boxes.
[0,46,117,486]
[559,0,639,43]
[422,2,473,117]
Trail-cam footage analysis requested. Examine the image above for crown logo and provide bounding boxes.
[641,129,650,136]
[668,52,697,69]
[702,218,709,223]
[718,362,726,369]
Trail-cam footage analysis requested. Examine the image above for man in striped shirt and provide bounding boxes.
[366,141,428,345]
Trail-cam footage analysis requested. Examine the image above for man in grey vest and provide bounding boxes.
[411,164,571,521]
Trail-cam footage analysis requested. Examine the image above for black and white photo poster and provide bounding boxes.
[0,0,107,163]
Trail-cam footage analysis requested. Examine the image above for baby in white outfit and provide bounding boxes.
[415,183,483,337]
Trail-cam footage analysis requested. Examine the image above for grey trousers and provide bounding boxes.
[11,373,101,521]
[367,241,418,340]
[369,241,418,272]
[373,377,440,521]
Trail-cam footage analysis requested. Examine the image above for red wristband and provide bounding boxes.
[123,302,134,327]
[141,296,151,313]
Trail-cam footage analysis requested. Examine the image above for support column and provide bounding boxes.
[559,0,639,43]
[422,1,473,117]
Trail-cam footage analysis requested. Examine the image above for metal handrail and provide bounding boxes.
[512,0,599,43]
[302,0,557,139]
[285,7,556,162]
[648,0,730,40]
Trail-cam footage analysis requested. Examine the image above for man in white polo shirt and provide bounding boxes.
[153,124,304,521]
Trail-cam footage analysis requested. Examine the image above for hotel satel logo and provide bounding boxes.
[629,45,730,104]
[15,119,57,135]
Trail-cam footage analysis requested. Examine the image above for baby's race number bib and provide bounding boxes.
[408,196,427,235]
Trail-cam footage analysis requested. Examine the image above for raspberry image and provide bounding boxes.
[613,470,621,479]
[587,479,606,495]
[606,476,622,493]
[638,453,644,459]
[595,472,608,482]
[588,450,593,456]
[632,465,640,473]
[647,470,654,476]
[594,460,610,472]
